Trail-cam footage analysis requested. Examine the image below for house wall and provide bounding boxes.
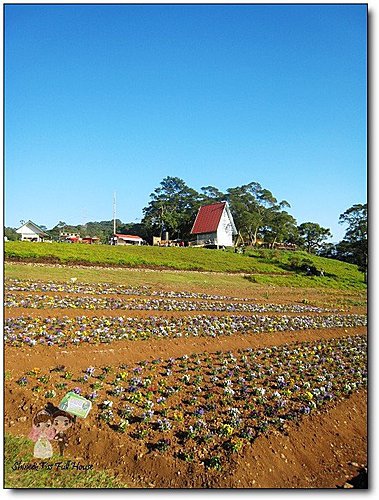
[196,232,217,245]
[116,238,142,246]
[216,209,235,246]
[16,225,44,242]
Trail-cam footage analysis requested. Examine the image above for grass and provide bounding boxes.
[5,262,255,292]
[4,434,128,488]
[244,248,366,290]
[245,273,364,290]
[4,241,284,273]
[4,241,366,291]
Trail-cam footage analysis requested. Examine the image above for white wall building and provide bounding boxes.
[16,221,49,242]
[190,202,237,247]
[112,234,144,246]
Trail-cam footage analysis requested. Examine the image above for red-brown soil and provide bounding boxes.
[5,386,367,488]
[4,274,368,489]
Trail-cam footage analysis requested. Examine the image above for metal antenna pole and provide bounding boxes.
[113,192,117,235]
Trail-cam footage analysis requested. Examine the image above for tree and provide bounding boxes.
[262,210,298,248]
[227,182,290,246]
[4,227,20,241]
[117,222,151,242]
[317,242,338,259]
[336,203,367,279]
[199,186,226,204]
[142,177,200,239]
[298,222,332,253]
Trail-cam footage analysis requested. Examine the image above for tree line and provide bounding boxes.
[5,176,367,275]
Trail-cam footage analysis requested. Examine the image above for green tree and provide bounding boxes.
[142,177,200,239]
[227,182,289,246]
[4,227,20,241]
[117,222,151,242]
[199,186,226,204]
[262,210,298,248]
[298,222,332,253]
[336,203,367,279]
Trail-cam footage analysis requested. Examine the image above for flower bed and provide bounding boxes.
[13,336,367,470]
[4,313,367,347]
[5,292,332,314]
[6,278,252,302]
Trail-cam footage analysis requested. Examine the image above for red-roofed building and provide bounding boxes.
[190,202,237,247]
[112,234,144,246]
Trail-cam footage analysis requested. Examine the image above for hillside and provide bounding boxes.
[4,242,365,290]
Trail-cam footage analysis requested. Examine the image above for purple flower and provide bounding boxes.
[195,407,205,416]
[300,406,311,415]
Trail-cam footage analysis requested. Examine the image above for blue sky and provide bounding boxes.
[5,3,367,242]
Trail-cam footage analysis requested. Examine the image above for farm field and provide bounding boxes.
[4,257,367,489]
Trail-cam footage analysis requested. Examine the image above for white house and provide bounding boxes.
[190,201,237,247]
[16,220,49,242]
[112,234,144,246]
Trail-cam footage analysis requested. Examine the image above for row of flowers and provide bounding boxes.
[14,335,367,469]
[4,313,367,347]
[5,292,331,314]
[5,278,253,302]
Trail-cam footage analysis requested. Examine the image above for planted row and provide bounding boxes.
[5,293,330,314]
[5,313,367,347]
[5,278,253,302]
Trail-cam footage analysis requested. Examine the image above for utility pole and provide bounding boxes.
[113,192,117,235]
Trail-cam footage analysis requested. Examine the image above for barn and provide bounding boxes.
[190,201,237,248]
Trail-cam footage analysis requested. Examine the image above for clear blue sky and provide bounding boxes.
[5,3,367,242]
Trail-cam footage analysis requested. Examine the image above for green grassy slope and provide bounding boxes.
[244,248,366,290]
[4,241,284,273]
[4,241,366,290]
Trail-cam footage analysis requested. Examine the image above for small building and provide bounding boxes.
[190,201,237,247]
[81,237,100,244]
[112,234,144,246]
[16,220,49,242]
[59,232,81,243]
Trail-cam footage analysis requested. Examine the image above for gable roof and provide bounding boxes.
[16,220,49,236]
[191,202,227,235]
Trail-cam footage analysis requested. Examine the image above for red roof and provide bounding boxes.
[191,202,226,234]
[115,234,143,240]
